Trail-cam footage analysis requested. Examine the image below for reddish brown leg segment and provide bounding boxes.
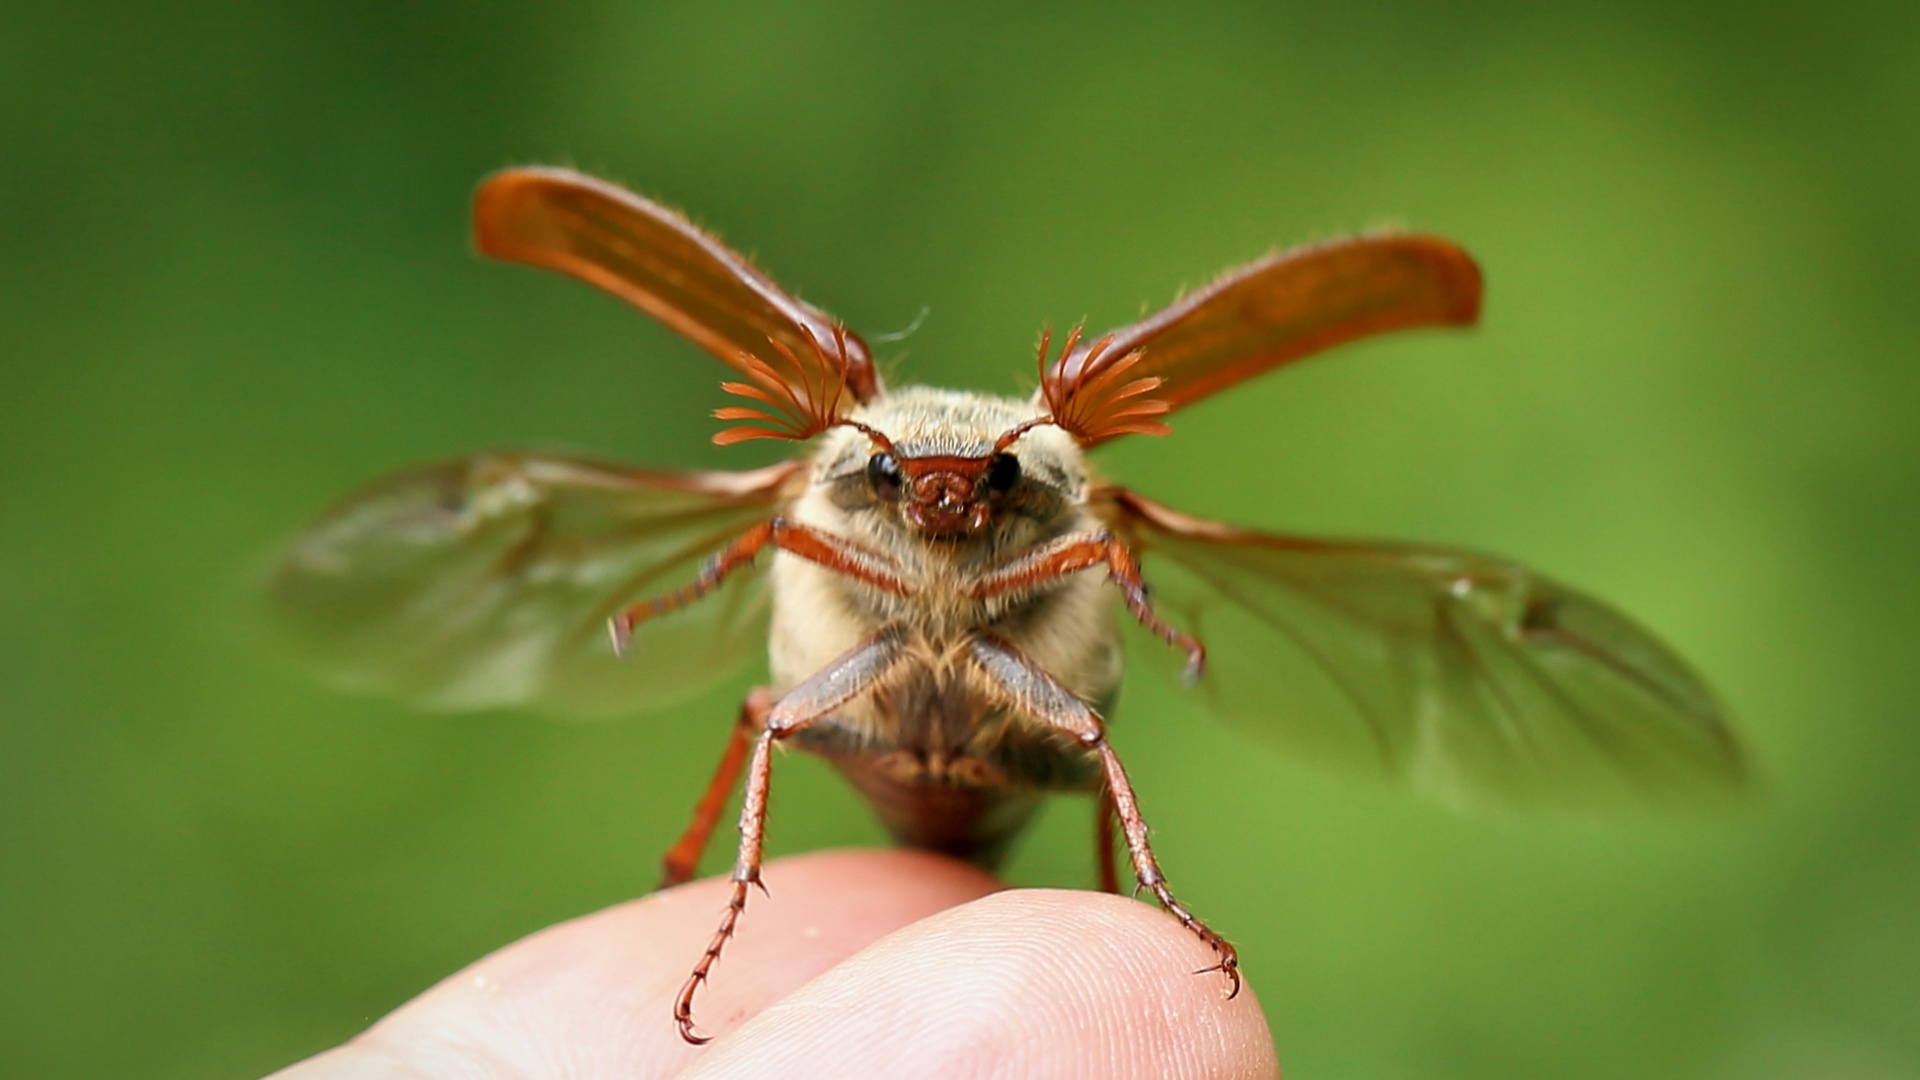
[613,518,914,654]
[674,628,908,1045]
[674,730,776,1046]
[1096,787,1120,895]
[967,530,1205,681]
[657,690,770,890]
[1100,536,1208,684]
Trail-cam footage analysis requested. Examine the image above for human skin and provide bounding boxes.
[267,849,1280,1079]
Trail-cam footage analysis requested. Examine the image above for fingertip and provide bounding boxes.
[685,888,1277,1079]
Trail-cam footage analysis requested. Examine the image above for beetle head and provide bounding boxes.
[819,389,1084,543]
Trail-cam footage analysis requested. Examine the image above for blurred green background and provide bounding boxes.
[4,1,1918,1077]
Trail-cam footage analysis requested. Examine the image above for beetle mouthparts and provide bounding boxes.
[897,455,995,536]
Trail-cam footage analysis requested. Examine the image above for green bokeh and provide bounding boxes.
[4,2,1918,1077]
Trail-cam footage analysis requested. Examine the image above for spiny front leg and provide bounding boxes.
[965,635,1239,996]
[610,517,913,654]
[674,627,908,1045]
[967,530,1205,681]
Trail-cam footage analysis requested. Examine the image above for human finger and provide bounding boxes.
[680,888,1279,1080]
[267,848,1003,1080]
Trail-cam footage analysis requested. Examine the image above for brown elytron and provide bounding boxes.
[270,168,1745,1044]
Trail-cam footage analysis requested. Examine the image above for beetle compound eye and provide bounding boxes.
[985,453,1021,497]
[867,453,904,502]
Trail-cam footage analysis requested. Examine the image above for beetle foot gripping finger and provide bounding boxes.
[1092,738,1241,998]
[1142,877,1241,997]
[674,873,752,1045]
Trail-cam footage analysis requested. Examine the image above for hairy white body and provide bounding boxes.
[766,388,1125,850]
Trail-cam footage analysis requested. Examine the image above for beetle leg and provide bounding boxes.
[966,531,1205,682]
[674,627,908,1046]
[657,689,771,890]
[611,518,914,654]
[765,518,914,596]
[1096,734,1239,996]
[1095,786,1120,895]
[966,634,1238,996]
